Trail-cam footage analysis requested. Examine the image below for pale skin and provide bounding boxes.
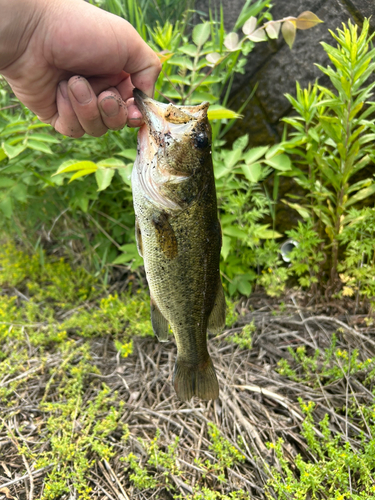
[0,0,162,137]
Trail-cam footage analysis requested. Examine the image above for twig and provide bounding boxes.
[21,456,34,500]
[0,466,52,490]
[103,460,130,500]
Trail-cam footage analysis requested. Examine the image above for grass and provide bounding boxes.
[1,241,375,499]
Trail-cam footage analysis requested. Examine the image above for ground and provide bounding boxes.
[1,244,375,500]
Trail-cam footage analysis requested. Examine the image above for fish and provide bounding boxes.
[131,89,226,401]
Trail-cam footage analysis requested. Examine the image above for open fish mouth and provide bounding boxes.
[133,89,206,210]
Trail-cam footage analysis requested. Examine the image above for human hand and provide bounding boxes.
[0,0,161,137]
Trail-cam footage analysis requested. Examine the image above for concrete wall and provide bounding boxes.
[195,0,375,147]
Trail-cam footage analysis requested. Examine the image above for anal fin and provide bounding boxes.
[208,280,226,334]
[150,296,169,342]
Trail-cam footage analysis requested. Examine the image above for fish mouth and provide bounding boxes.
[133,90,209,210]
[134,89,169,139]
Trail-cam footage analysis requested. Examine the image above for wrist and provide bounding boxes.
[0,0,45,73]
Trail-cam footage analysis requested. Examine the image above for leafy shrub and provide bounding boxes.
[0,1,323,297]
[281,19,375,294]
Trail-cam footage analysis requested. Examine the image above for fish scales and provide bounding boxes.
[132,89,226,401]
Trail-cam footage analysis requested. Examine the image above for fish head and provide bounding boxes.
[133,89,212,210]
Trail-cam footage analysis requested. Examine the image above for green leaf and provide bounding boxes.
[112,253,133,265]
[0,196,13,218]
[221,235,232,261]
[97,158,125,169]
[68,169,97,182]
[0,147,7,162]
[77,196,89,213]
[255,226,282,239]
[0,177,16,188]
[28,132,60,143]
[95,168,115,191]
[264,154,292,171]
[243,146,268,164]
[232,135,248,152]
[117,165,133,186]
[53,160,98,176]
[119,243,138,253]
[192,23,211,47]
[207,106,241,120]
[168,56,194,71]
[222,148,243,169]
[169,75,191,85]
[11,183,28,202]
[2,142,26,159]
[222,226,248,240]
[26,139,53,154]
[116,149,137,161]
[178,44,198,57]
[113,243,141,265]
[241,162,263,183]
[237,277,253,296]
[282,199,310,219]
[345,183,375,207]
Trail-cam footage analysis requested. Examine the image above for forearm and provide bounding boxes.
[0,0,44,72]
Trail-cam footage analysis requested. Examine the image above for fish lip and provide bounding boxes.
[133,88,166,127]
[133,88,149,116]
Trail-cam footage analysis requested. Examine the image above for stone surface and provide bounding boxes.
[226,0,356,146]
[194,0,374,147]
[342,0,375,28]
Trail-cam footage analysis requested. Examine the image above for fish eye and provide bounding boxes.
[194,132,209,149]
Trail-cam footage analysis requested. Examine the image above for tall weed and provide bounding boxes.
[281,19,375,292]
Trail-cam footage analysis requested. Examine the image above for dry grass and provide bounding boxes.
[1,290,375,500]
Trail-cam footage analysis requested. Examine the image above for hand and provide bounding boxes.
[0,0,161,137]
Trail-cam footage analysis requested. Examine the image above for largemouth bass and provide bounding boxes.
[132,89,226,401]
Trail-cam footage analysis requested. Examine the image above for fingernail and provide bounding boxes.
[100,96,119,117]
[69,78,92,104]
[59,82,68,99]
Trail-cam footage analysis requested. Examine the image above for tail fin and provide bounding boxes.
[173,356,219,401]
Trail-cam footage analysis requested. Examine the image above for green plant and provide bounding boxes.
[285,220,324,289]
[214,134,292,296]
[61,290,153,343]
[281,19,375,288]
[337,207,375,306]
[276,333,375,387]
[265,401,375,499]
[228,322,255,349]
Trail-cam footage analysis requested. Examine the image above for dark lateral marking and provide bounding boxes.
[152,212,178,259]
[135,217,143,257]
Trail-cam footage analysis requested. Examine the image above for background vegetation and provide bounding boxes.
[1,0,375,498]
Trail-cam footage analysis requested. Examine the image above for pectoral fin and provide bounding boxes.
[150,296,169,342]
[208,280,226,334]
[152,212,178,259]
[135,217,143,257]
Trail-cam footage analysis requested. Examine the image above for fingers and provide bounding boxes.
[53,81,85,137]
[98,88,128,130]
[67,76,108,137]
[53,76,134,138]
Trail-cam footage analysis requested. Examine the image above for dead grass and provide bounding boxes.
[1,290,375,499]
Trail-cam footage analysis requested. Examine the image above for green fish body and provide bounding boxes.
[132,89,226,401]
